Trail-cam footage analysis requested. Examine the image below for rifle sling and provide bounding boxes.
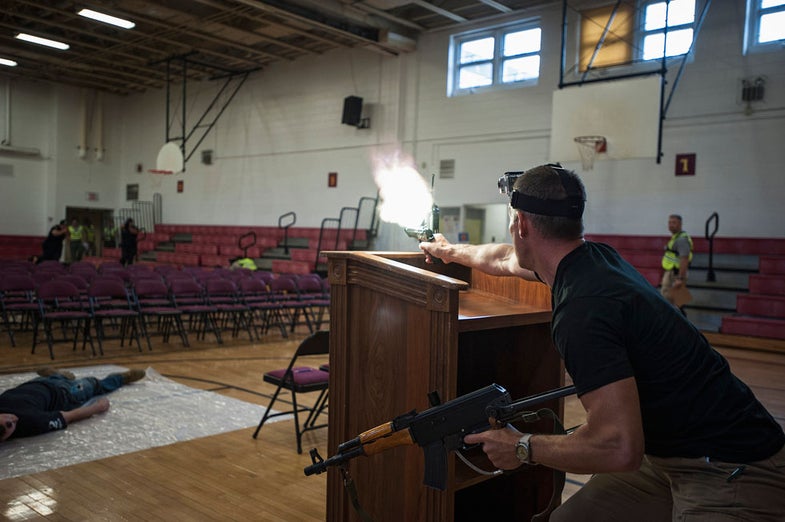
[522,408,567,522]
[340,466,376,522]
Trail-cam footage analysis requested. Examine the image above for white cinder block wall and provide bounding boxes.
[0,2,783,250]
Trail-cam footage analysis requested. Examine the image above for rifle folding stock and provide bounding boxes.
[304,383,576,490]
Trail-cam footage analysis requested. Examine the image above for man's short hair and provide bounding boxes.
[513,164,585,240]
[669,214,683,221]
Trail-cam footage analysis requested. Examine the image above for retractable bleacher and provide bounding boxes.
[586,233,785,341]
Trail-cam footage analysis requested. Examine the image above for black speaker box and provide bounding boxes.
[342,96,363,126]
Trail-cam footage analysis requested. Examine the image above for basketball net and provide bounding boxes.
[574,136,607,171]
[148,169,173,189]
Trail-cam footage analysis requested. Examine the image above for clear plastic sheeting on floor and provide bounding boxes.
[0,365,281,480]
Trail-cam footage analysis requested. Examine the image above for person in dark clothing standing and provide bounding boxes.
[419,164,785,521]
[38,220,68,263]
[120,218,139,266]
[0,367,145,441]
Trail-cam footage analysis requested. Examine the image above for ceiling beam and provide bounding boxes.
[188,0,321,56]
[412,0,468,23]
[79,1,290,64]
[477,0,513,13]
[66,3,278,71]
[0,26,181,84]
[230,0,402,55]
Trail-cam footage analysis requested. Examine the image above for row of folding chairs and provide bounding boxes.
[0,273,144,359]
[1,270,329,358]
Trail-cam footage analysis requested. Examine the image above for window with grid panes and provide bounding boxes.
[449,22,541,96]
[745,0,785,54]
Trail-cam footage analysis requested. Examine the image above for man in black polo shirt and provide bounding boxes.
[419,164,785,521]
[0,368,145,441]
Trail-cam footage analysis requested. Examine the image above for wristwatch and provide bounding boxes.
[515,433,534,464]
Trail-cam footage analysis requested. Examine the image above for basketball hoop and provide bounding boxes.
[574,136,607,171]
[148,169,173,188]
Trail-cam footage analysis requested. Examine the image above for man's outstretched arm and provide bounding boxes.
[61,398,110,426]
[419,234,538,281]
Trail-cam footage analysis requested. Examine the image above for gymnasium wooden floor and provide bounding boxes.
[0,326,783,521]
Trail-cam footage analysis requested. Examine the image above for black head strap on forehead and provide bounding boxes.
[510,164,585,219]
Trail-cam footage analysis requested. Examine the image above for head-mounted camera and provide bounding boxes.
[498,171,524,196]
[500,164,585,220]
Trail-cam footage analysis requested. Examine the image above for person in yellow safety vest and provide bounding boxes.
[230,257,258,271]
[660,214,693,310]
[103,221,117,247]
[68,219,86,262]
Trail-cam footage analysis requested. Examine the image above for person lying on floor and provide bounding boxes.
[0,367,146,441]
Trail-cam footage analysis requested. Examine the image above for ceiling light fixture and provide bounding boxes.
[77,8,135,29]
[15,33,70,50]
[0,58,18,67]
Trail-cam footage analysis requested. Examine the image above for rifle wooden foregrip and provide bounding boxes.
[362,429,415,456]
[358,422,395,444]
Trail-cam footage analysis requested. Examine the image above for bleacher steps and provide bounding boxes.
[689,268,751,289]
[171,233,192,243]
[721,316,785,341]
[279,237,311,249]
[691,253,759,271]
[262,247,294,258]
[689,287,741,310]
[684,308,731,333]
[255,258,274,271]
[704,331,785,354]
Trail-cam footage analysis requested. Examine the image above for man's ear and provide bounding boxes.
[516,210,527,239]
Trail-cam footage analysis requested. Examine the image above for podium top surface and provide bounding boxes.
[325,251,553,331]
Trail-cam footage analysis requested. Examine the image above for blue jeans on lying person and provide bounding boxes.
[34,374,125,410]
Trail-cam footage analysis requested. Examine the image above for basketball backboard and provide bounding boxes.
[549,76,662,164]
[156,142,184,174]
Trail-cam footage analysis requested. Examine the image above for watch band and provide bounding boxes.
[516,433,534,464]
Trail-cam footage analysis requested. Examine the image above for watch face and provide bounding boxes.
[516,442,529,462]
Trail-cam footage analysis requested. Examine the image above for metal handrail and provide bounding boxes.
[704,212,719,282]
[355,196,379,241]
[316,217,340,273]
[311,195,380,272]
[337,207,358,249]
[278,211,296,255]
[239,231,256,258]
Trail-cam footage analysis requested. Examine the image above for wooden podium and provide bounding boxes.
[325,251,564,522]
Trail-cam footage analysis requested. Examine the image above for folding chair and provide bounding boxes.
[252,270,275,287]
[33,279,95,360]
[295,274,330,331]
[169,278,222,343]
[88,278,144,354]
[205,278,254,341]
[98,261,124,274]
[59,274,90,300]
[132,278,189,350]
[1,273,38,347]
[252,330,330,453]
[269,275,313,334]
[70,261,97,278]
[238,277,288,338]
[35,260,67,273]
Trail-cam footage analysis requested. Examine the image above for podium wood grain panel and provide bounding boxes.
[326,252,562,522]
